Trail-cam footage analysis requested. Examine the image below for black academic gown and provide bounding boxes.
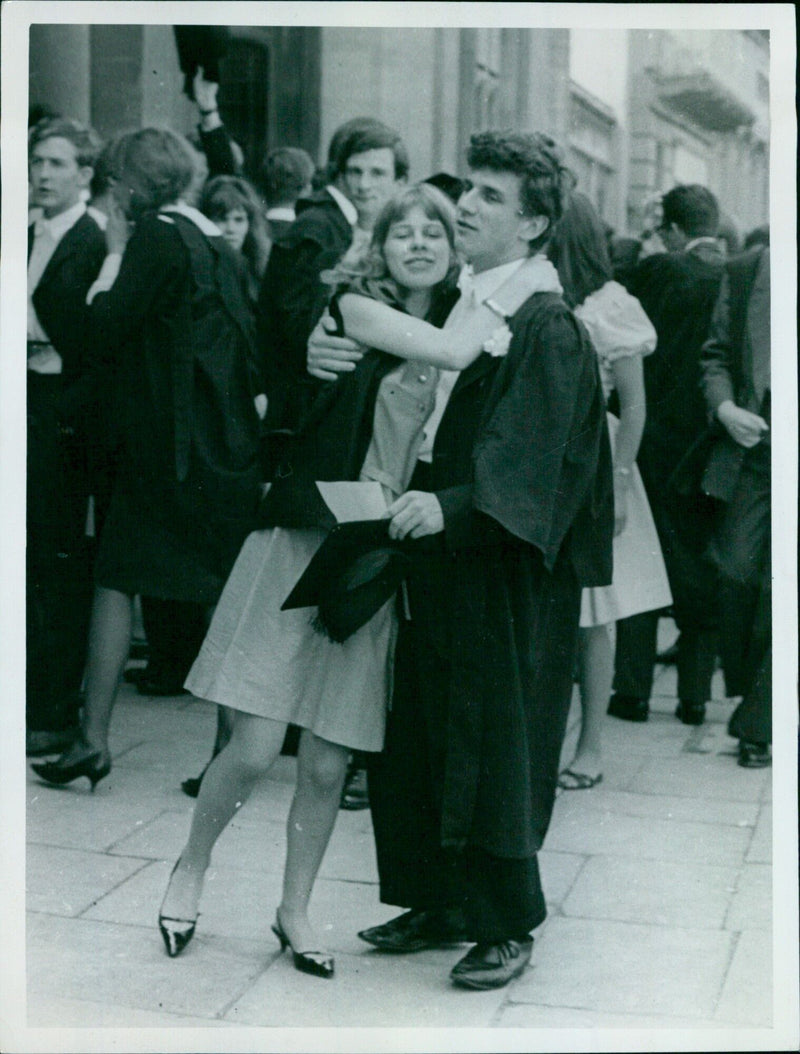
[365,292,612,938]
[90,211,263,604]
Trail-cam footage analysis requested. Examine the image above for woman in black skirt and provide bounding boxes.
[32,128,263,790]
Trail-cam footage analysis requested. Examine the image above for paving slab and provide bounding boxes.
[627,755,770,802]
[84,859,390,957]
[27,913,271,1023]
[537,850,587,908]
[316,813,381,883]
[82,858,281,943]
[224,946,509,1028]
[112,736,225,775]
[596,716,699,759]
[725,864,772,931]
[26,994,233,1027]
[496,1003,725,1028]
[714,930,773,1027]
[552,787,758,827]
[107,809,288,874]
[746,804,772,863]
[27,845,149,916]
[544,807,750,866]
[26,782,172,853]
[560,854,738,929]
[512,917,733,1018]
[552,780,744,828]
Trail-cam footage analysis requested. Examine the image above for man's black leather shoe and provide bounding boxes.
[738,741,771,768]
[358,908,468,952]
[607,694,649,722]
[450,937,533,989]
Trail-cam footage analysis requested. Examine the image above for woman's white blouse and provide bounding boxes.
[574,280,656,401]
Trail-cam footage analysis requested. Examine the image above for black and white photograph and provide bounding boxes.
[1,2,797,1051]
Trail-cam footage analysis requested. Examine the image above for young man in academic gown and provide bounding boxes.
[308,131,613,989]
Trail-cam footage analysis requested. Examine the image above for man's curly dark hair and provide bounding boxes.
[466,130,574,252]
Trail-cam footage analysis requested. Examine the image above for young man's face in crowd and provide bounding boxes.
[455,167,545,274]
[29,136,92,218]
[341,147,403,229]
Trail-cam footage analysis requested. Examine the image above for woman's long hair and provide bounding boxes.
[200,175,272,296]
[322,182,460,310]
[548,191,613,309]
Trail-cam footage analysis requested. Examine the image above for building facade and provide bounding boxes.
[28,23,769,238]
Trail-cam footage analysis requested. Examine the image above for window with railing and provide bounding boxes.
[568,84,617,224]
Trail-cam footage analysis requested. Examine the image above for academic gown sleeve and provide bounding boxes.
[471,295,612,576]
[89,214,188,356]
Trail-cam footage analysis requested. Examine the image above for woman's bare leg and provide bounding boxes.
[60,586,132,763]
[276,730,350,952]
[161,710,287,921]
[570,623,615,779]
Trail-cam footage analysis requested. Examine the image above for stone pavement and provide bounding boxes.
[22,626,783,1046]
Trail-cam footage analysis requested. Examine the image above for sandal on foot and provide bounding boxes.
[558,768,603,790]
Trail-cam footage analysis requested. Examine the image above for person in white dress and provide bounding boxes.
[157,183,544,976]
[550,193,672,789]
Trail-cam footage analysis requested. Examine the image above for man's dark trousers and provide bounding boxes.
[613,444,720,708]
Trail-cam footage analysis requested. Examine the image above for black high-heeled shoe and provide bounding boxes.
[159,915,197,958]
[31,749,111,791]
[159,860,200,958]
[271,914,334,979]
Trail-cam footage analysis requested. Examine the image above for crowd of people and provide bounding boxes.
[26,63,771,990]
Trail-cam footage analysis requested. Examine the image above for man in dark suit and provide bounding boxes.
[609,184,726,726]
[255,117,409,810]
[27,117,106,756]
[258,117,409,439]
[700,246,771,766]
[309,131,613,989]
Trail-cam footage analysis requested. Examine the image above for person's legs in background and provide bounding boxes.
[26,374,95,757]
[711,443,771,766]
[609,610,658,721]
[126,597,207,696]
[561,623,613,786]
[611,488,719,725]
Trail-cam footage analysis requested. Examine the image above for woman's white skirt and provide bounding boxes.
[186,489,395,753]
[580,415,672,628]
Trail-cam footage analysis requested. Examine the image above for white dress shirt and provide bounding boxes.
[265,205,296,224]
[416,258,530,463]
[325,184,358,227]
